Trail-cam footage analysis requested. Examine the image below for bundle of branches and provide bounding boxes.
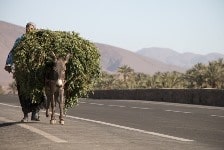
[13,30,101,109]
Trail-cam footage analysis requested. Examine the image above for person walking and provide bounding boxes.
[5,22,41,122]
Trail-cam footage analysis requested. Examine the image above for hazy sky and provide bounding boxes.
[0,0,224,54]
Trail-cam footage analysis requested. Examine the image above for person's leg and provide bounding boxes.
[31,92,46,121]
[17,85,29,122]
[30,91,48,121]
[19,95,30,122]
[31,103,40,121]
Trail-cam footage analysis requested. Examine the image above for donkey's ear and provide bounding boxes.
[50,51,57,61]
[65,53,71,63]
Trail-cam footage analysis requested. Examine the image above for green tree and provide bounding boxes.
[205,58,224,88]
[160,71,183,88]
[149,72,163,88]
[134,72,148,88]
[117,65,134,88]
[94,71,116,89]
[185,63,207,88]
[117,65,134,81]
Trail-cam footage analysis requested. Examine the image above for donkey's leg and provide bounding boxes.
[46,98,51,118]
[45,91,51,117]
[50,94,56,124]
[59,89,65,125]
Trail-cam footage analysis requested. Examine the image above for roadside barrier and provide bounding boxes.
[89,89,224,107]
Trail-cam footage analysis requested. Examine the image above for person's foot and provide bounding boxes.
[31,117,40,121]
[21,117,28,122]
[31,112,40,121]
[21,114,28,122]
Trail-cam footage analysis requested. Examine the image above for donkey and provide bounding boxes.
[45,52,70,125]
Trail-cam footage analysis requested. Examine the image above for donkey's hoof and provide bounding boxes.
[59,120,64,125]
[50,119,56,124]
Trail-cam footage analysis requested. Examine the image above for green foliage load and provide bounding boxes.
[13,30,101,109]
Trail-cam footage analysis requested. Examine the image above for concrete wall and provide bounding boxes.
[89,89,224,107]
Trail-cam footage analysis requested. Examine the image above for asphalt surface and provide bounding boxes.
[0,94,223,150]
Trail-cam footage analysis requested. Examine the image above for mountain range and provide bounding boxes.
[0,21,223,87]
[95,43,184,74]
[137,47,224,68]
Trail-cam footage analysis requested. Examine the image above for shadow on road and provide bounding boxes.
[0,121,38,128]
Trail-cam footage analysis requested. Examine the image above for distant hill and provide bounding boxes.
[0,21,24,86]
[137,47,224,68]
[95,43,185,74]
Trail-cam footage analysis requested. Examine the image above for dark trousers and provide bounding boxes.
[18,94,31,114]
[17,84,40,116]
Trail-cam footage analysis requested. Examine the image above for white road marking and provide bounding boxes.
[139,107,151,110]
[165,110,180,113]
[130,106,151,110]
[0,117,67,143]
[183,112,192,114]
[87,102,151,110]
[89,102,104,106]
[65,115,194,142]
[108,104,126,108]
[0,102,20,108]
[165,110,192,114]
[211,115,224,118]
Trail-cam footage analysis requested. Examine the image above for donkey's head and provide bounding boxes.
[51,52,70,88]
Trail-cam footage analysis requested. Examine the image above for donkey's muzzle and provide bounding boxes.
[56,79,63,87]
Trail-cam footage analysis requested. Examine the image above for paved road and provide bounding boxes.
[0,95,223,150]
